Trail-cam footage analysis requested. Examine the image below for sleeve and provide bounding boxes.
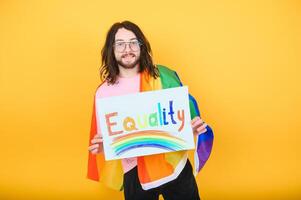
[174,72,214,174]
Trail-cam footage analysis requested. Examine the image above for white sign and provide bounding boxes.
[95,86,195,160]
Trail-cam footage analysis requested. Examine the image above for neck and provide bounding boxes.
[118,64,140,78]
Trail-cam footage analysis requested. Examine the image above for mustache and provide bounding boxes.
[121,53,135,58]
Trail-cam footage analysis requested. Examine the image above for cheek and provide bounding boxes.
[114,51,120,59]
[135,50,141,58]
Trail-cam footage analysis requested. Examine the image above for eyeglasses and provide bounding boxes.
[114,40,141,52]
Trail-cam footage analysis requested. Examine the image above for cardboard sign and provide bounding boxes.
[95,86,195,160]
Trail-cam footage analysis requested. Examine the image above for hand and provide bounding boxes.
[191,116,207,135]
[88,134,103,155]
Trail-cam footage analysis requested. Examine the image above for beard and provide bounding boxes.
[116,53,140,69]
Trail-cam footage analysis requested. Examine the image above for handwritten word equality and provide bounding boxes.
[105,101,185,136]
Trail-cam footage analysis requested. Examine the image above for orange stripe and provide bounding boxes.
[137,157,151,183]
[138,154,173,183]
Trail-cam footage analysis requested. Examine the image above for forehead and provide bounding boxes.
[115,28,137,41]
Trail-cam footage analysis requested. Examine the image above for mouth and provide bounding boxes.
[121,53,135,59]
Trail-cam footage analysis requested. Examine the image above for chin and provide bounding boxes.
[121,64,137,69]
[119,59,139,69]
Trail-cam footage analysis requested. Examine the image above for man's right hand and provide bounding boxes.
[88,134,103,155]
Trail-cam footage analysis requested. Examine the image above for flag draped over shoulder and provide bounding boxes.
[87,65,214,190]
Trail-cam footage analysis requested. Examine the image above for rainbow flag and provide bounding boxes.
[87,65,214,190]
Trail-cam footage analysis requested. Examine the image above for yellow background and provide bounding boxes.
[0,0,300,199]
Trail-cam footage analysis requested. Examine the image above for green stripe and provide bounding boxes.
[157,65,181,89]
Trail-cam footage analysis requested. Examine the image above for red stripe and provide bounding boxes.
[87,82,105,181]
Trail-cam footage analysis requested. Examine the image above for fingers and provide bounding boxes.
[91,137,103,144]
[88,144,100,154]
[94,134,102,139]
[196,122,207,132]
[88,144,99,151]
[91,134,103,144]
[88,134,103,154]
[90,148,99,154]
[197,126,207,134]
[191,116,200,125]
[191,117,204,128]
[191,116,208,135]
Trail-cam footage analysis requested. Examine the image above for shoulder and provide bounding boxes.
[157,64,176,75]
[94,80,107,98]
[156,64,182,88]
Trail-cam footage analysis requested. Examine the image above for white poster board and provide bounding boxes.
[95,86,195,160]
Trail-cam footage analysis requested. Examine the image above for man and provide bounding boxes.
[87,21,214,200]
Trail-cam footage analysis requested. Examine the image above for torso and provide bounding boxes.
[95,74,140,173]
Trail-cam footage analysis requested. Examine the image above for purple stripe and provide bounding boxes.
[196,126,214,172]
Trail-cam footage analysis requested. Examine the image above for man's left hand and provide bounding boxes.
[191,116,207,135]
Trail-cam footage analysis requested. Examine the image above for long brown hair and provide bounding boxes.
[100,21,159,84]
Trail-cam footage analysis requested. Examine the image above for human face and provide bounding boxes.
[114,28,141,70]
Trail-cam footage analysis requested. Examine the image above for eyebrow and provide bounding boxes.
[115,38,138,42]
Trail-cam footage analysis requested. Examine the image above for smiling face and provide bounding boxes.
[114,28,141,70]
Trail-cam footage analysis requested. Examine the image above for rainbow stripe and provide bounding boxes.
[110,130,187,156]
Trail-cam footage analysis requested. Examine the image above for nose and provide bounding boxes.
[124,43,131,52]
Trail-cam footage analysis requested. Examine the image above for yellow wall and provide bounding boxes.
[0,0,300,199]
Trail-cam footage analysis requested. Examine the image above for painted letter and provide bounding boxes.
[149,112,158,127]
[105,112,123,136]
[168,100,177,124]
[157,103,163,125]
[163,108,169,125]
[137,114,148,129]
[177,110,185,132]
[123,117,138,131]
